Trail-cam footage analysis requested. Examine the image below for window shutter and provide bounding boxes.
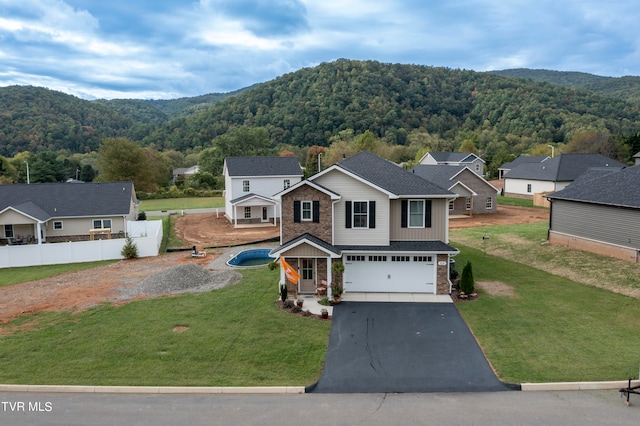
[345,201,352,228]
[401,200,408,228]
[293,200,301,223]
[425,200,432,228]
[369,201,376,228]
[312,200,320,223]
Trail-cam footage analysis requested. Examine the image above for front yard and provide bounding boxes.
[0,221,638,386]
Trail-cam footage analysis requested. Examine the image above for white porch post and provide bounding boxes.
[327,258,333,297]
[36,222,43,244]
[234,205,237,227]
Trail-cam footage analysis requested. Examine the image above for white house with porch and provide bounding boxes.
[223,156,303,227]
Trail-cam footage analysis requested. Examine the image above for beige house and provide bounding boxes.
[0,182,138,245]
[270,151,459,298]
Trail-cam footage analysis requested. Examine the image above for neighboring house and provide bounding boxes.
[0,182,138,245]
[172,165,200,184]
[270,151,459,297]
[634,151,640,166]
[418,152,485,176]
[497,156,549,180]
[411,165,499,215]
[503,153,625,199]
[546,165,640,263]
[223,156,303,227]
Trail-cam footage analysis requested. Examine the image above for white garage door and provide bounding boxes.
[343,254,436,293]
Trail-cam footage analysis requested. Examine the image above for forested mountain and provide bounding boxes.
[2,60,640,161]
[142,60,640,156]
[0,86,143,156]
[491,69,640,103]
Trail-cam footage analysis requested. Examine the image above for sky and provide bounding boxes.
[0,0,639,100]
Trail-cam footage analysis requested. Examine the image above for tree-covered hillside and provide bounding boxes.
[142,60,640,156]
[491,69,640,103]
[0,86,143,156]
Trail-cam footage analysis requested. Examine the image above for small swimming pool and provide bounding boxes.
[226,248,275,268]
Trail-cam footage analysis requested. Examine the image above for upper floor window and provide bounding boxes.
[408,200,425,228]
[243,180,250,192]
[93,219,112,229]
[353,201,369,228]
[301,201,312,221]
[283,179,290,189]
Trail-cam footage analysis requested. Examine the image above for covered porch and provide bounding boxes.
[229,193,278,228]
[0,207,46,245]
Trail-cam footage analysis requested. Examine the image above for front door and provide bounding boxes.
[300,258,315,294]
[262,206,268,222]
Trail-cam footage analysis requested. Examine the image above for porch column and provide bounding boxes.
[234,205,237,228]
[36,222,43,244]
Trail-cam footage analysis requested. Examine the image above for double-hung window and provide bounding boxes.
[243,180,250,192]
[301,201,312,221]
[408,200,425,228]
[352,201,368,228]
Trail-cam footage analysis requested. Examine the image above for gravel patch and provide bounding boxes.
[117,264,242,300]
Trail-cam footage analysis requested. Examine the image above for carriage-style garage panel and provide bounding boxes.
[343,253,436,294]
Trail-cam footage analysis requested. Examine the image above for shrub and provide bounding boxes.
[279,284,288,302]
[460,261,475,294]
[121,237,139,259]
[137,211,147,221]
[268,261,279,271]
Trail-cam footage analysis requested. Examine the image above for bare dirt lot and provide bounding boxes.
[0,206,547,324]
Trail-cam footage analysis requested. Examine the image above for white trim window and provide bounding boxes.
[527,183,532,193]
[93,219,112,229]
[4,224,14,238]
[243,180,250,192]
[353,201,368,228]
[485,197,493,209]
[53,221,63,230]
[283,179,291,189]
[301,200,312,221]
[408,199,425,228]
[449,200,454,210]
[244,207,251,218]
[465,197,471,211]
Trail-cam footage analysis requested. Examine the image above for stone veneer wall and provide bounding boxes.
[281,185,333,243]
[436,254,451,294]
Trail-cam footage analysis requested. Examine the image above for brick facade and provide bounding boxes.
[436,254,451,294]
[281,185,333,244]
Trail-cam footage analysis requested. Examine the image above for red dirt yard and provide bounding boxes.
[0,206,548,325]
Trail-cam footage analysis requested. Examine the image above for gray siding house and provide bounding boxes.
[411,165,499,215]
[546,165,640,263]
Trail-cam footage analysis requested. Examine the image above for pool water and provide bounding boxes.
[226,248,275,268]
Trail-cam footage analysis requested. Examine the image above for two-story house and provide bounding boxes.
[419,152,485,176]
[223,156,303,227]
[270,151,459,297]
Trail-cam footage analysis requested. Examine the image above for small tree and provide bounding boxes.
[460,261,475,294]
[121,237,139,259]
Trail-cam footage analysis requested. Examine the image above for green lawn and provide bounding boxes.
[453,244,640,383]
[497,195,534,207]
[0,268,330,386]
[140,197,224,212]
[0,261,117,288]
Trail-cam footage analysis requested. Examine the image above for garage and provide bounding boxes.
[343,253,436,293]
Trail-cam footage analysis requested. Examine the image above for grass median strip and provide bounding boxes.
[0,268,330,387]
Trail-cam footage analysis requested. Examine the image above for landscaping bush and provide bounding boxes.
[460,260,475,294]
[121,237,139,259]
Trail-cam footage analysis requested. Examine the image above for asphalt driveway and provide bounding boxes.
[309,302,517,393]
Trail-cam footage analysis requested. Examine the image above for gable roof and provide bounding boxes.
[224,156,303,177]
[499,155,549,171]
[504,153,625,182]
[275,179,341,200]
[0,182,136,220]
[410,164,499,193]
[547,165,640,208]
[421,151,484,164]
[329,151,454,198]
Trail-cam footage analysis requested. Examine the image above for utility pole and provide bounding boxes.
[547,144,555,158]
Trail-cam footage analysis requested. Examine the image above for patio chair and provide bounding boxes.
[316,280,328,296]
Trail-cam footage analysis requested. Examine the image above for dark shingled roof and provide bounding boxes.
[336,151,454,197]
[225,156,303,177]
[427,152,480,163]
[0,182,136,220]
[499,155,548,170]
[270,233,342,257]
[337,240,459,253]
[410,164,466,190]
[547,166,640,208]
[505,153,625,181]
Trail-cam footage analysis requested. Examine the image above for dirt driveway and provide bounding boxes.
[0,206,547,324]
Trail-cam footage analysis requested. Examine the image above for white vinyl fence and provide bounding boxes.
[0,220,163,269]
